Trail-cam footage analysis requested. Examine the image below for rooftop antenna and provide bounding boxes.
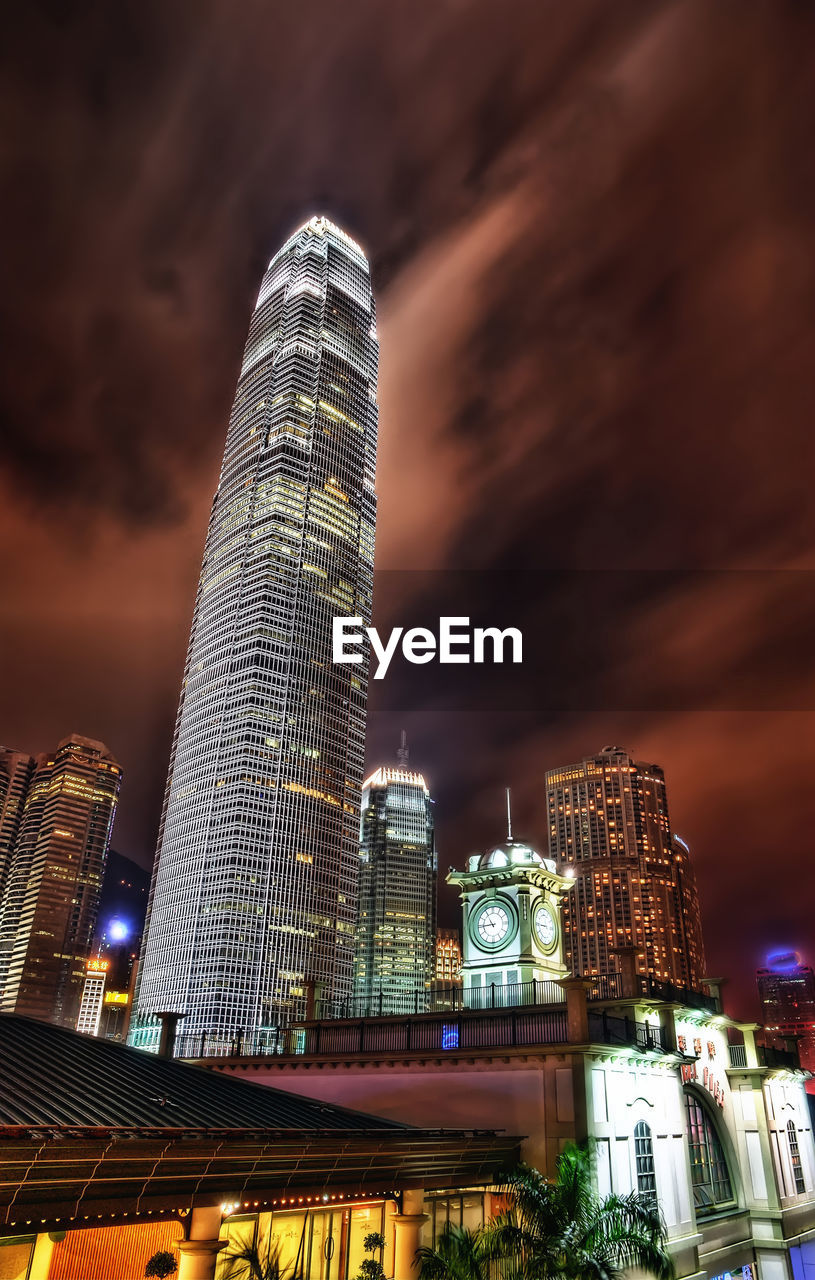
[506,787,513,841]
[397,730,409,769]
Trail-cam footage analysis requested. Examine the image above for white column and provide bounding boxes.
[178,1205,227,1280]
[28,1233,57,1280]
[392,1189,428,1280]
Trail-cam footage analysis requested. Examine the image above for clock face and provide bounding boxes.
[534,904,557,951]
[476,904,511,946]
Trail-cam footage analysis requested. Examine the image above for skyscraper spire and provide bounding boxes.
[130,217,379,1052]
[396,729,409,768]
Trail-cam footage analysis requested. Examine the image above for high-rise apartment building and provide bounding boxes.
[757,952,815,1076]
[0,748,35,901]
[131,218,379,1051]
[545,747,706,989]
[354,765,436,1015]
[0,735,122,1025]
[435,928,462,986]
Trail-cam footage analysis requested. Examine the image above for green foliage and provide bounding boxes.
[418,1144,675,1280]
[220,1243,303,1280]
[144,1251,178,1279]
[354,1227,387,1280]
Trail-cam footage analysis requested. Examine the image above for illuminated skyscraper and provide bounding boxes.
[0,748,35,901]
[131,217,379,1051]
[757,952,815,1076]
[545,747,706,989]
[0,735,121,1025]
[354,763,436,1015]
[435,928,462,986]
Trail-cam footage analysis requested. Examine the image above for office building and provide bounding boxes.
[0,734,122,1025]
[435,928,462,985]
[545,747,706,989]
[0,747,34,900]
[75,957,109,1036]
[131,217,379,1051]
[757,951,815,1077]
[354,763,436,1015]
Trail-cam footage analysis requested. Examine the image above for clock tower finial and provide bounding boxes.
[506,787,512,841]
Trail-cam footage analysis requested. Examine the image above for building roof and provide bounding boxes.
[0,1015,401,1132]
[0,1016,520,1236]
[467,839,557,874]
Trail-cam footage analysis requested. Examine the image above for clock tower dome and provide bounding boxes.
[447,825,574,999]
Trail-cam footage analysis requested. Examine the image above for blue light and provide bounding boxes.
[442,1023,459,1050]
[108,919,129,943]
[767,950,800,973]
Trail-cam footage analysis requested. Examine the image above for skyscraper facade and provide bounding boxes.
[757,952,815,1077]
[131,218,379,1051]
[545,747,706,989]
[0,748,35,901]
[354,766,436,1015]
[435,928,462,986]
[0,735,121,1025]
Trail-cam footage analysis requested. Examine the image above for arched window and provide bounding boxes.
[684,1092,734,1213]
[787,1119,805,1194]
[634,1121,657,1206]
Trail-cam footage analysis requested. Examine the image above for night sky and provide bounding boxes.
[2,1,814,1019]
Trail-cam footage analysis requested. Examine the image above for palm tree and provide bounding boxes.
[418,1144,674,1280]
[417,1223,500,1280]
[220,1241,304,1280]
[486,1145,674,1280]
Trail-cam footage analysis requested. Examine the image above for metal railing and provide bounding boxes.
[587,1009,664,1053]
[319,977,567,1021]
[638,976,719,1013]
[728,1043,748,1068]
[293,1006,571,1058]
[159,968,714,1060]
[759,1043,799,1069]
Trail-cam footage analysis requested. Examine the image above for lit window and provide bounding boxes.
[634,1121,657,1206]
[787,1120,805,1194]
[684,1092,734,1213]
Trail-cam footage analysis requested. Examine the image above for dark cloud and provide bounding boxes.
[1,0,814,1017]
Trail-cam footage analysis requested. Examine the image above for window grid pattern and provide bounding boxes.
[545,749,707,989]
[353,768,436,1014]
[787,1119,806,1194]
[634,1120,657,1207]
[684,1091,734,1213]
[130,219,378,1050]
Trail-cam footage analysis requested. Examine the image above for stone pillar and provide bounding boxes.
[740,1022,761,1068]
[557,977,590,1044]
[29,1232,59,1280]
[178,1205,226,1280]
[609,945,639,998]
[392,1188,428,1280]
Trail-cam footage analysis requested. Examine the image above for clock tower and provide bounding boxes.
[447,831,574,999]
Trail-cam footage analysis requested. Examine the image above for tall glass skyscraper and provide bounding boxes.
[354,761,436,1016]
[130,217,379,1051]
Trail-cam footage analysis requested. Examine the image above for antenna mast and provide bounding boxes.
[397,730,409,769]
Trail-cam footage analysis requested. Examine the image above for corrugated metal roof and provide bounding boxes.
[0,1015,402,1132]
